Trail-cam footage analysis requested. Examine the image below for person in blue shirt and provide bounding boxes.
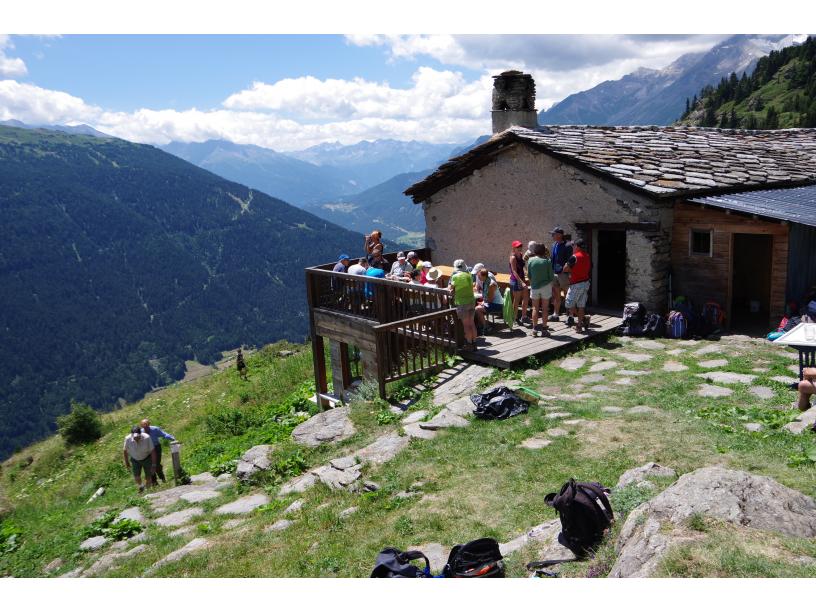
[549,227,573,322]
[140,418,176,485]
[365,265,386,300]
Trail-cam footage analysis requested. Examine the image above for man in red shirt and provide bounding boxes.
[563,239,591,333]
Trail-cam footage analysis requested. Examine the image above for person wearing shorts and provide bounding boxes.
[550,227,573,322]
[563,238,591,333]
[526,242,554,337]
[449,259,478,350]
[123,426,157,492]
[509,240,530,325]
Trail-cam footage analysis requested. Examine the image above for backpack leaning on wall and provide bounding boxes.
[701,301,725,335]
[642,313,665,338]
[370,548,432,578]
[620,302,647,336]
[443,538,505,577]
[666,310,688,339]
[544,479,614,558]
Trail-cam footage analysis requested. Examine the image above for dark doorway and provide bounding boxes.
[595,230,626,309]
[731,233,772,333]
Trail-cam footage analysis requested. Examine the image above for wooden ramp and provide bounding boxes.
[460,313,622,368]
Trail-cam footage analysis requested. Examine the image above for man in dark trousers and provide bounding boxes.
[549,227,573,322]
[236,348,248,380]
[123,426,157,493]
[563,238,592,333]
[139,418,176,485]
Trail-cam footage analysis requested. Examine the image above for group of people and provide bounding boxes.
[507,227,592,335]
[122,419,176,492]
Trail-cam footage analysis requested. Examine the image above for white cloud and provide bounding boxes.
[0,35,28,77]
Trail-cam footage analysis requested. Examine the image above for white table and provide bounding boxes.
[773,322,816,387]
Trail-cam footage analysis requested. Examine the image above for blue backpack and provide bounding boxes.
[666,310,687,339]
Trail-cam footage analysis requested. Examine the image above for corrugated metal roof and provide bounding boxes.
[688,184,816,227]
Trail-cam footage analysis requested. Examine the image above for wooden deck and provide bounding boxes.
[460,313,623,368]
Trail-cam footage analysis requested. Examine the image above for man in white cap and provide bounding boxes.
[449,259,478,349]
[420,260,432,284]
[389,251,412,280]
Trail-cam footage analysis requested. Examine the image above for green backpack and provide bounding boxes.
[502,287,515,330]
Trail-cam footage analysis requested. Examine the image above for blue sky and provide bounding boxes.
[0,33,786,150]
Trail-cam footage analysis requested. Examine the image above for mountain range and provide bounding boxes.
[539,34,806,126]
[0,125,362,459]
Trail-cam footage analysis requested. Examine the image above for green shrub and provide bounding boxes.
[57,402,103,445]
[82,510,143,541]
[205,406,259,436]
[0,521,22,555]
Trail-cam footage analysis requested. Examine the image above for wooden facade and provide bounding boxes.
[671,202,789,327]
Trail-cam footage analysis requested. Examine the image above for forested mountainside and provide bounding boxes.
[0,126,361,458]
[677,36,816,129]
[539,35,802,126]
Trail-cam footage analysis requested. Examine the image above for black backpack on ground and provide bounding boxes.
[443,538,505,577]
[642,313,665,338]
[370,548,431,578]
[544,479,614,557]
[620,302,647,336]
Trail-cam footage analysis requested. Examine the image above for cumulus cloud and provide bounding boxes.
[0,35,27,77]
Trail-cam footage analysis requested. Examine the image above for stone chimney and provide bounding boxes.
[491,70,539,134]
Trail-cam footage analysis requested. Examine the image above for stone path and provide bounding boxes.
[291,406,356,447]
[697,359,728,368]
[663,361,688,372]
[559,357,586,371]
[616,352,653,363]
[433,363,493,405]
[155,507,203,527]
[215,493,270,515]
[698,384,733,398]
[589,360,618,372]
[749,386,775,400]
[696,372,756,385]
[618,369,650,376]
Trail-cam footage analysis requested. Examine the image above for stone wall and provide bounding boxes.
[422,144,673,311]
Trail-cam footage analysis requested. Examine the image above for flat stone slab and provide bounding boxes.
[771,376,799,385]
[617,462,676,488]
[433,364,494,405]
[283,500,303,515]
[697,384,733,398]
[222,518,248,530]
[445,396,475,417]
[591,384,615,392]
[401,410,428,424]
[698,359,728,368]
[339,506,358,519]
[632,340,665,350]
[419,409,469,430]
[578,373,606,384]
[519,436,552,449]
[265,519,293,533]
[614,377,633,386]
[749,386,775,400]
[601,406,624,414]
[329,456,359,470]
[677,339,699,346]
[627,405,656,414]
[117,507,144,523]
[168,525,195,538]
[744,423,764,432]
[190,472,216,484]
[547,428,569,437]
[618,369,650,376]
[214,493,269,515]
[82,543,147,577]
[589,360,618,372]
[292,406,356,447]
[665,348,685,356]
[547,412,571,418]
[693,345,722,356]
[155,507,204,527]
[696,372,756,385]
[663,361,688,372]
[149,538,210,573]
[562,419,586,426]
[752,367,770,373]
[559,357,586,371]
[355,433,410,465]
[312,463,362,490]
[180,489,221,504]
[616,352,653,363]
[79,535,108,551]
[278,473,317,497]
[783,407,816,434]
[144,474,229,511]
[403,422,438,440]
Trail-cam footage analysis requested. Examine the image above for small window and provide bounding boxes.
[690,229,713,257]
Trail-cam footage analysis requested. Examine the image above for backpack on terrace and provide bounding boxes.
[620,302,646,336]
[443,538,505,578]
[666,310,688,339]
[642,313,665,338]
[370,548,431,578]
[544,479,614,557]
[701,301,725,335]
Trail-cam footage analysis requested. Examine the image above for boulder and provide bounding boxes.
[616,462,676,488]
[355,433,410,465]
[632,340,665,350]
[236,444,274,481]
[292,406,356,447]
[500,519,576,563]
[601,406,624,414]
[546,428,569,437]
[82,544,147,577]
[312,463,362,490]
[610,467,816,577]
[697,359,728,368]
[277,472,317,497]
[433,364,494,405]
[783,407,816,434]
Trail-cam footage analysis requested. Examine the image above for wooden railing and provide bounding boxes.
[373,308,460,393]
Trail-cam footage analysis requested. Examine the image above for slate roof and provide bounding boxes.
[405,125,816,203]
[689,184,816,228]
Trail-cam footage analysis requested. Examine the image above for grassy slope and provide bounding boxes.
[2,336,815,577]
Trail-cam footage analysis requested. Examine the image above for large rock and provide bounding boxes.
[277,473,317,497]
[616,462,676,488]
[419,409,469,430]
[610,467,816,577]
[312,463,362,490]
[214,493,269,515]
[783,407,816,434]
[292,406,356,447]
[433,364,494,405]
[144,472,230,512]
[236,444,274,481]
[354,433,410,465]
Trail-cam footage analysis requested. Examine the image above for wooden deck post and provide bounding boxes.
[329,340,350,402]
